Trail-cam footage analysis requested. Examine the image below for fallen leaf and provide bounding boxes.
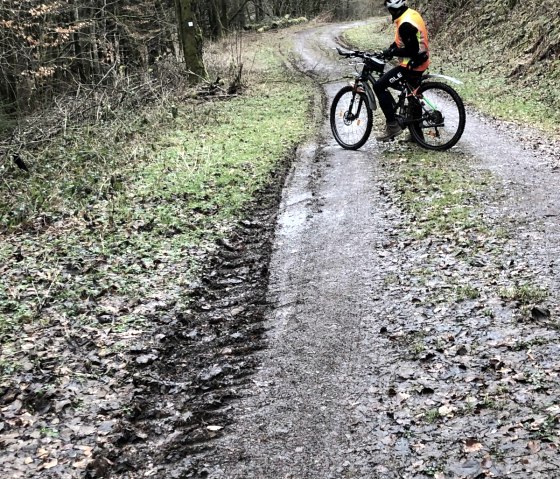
[464,438,483,453]
[73,458,89,469]
[75,445,93,456]
[438,405,455,417]
[37,448,49,459]
[396,392,410,403]
[528,440,541,454]
[43,458,58,469]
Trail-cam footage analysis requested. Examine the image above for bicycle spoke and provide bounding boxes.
[409,82,465,150]
[330,87,372,150]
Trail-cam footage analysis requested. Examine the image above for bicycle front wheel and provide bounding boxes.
[330,86,373,150]
[409,81,466,151]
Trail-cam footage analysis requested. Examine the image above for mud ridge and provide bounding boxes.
[86,149,297,478]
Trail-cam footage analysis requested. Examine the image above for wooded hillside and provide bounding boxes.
[421,0,560,97]
[0,1,374,117]
[2,0,558,142]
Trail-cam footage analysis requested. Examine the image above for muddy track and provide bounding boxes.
[84,151,299,478]
[202,21,560,479]
[92,21,560,479]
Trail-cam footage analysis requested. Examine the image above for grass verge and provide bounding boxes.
[381,144,550,313]
[385,149,490,240]
[0,29,315,367]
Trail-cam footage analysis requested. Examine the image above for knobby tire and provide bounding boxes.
[409,81,466,151]
[330,86,373,150]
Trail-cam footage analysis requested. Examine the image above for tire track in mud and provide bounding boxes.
[84,28,331,479]
[206,22,410,478]
[86,163,291,479]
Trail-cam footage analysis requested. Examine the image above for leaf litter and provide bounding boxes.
[0,151,291,478]
[332,144,560,477]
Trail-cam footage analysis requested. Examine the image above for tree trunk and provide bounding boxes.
[175,0,206,82]
[230,0,247,29]
[71,0,88,83]
[209,0,223,38]
[254,0,263,22]
[272,0,282,17]
[220,0,229,30]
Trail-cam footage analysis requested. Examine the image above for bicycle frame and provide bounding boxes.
[347,53,463,128]
[333,47,466,151]
[394,85,421,127]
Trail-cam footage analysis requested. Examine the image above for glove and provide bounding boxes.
[382,47,395,60]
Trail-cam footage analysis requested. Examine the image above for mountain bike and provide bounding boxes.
[330,48,466,151]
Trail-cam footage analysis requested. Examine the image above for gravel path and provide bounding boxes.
[207,21,560,478]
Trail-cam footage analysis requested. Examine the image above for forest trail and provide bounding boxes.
[4,18,558,479]
[206,20,560,478]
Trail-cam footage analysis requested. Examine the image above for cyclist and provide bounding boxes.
[374,0,430,141]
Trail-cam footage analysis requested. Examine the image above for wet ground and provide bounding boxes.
[3,20,560,479]
[201,22,560,478]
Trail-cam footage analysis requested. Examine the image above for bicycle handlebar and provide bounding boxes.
[335,47,386,61]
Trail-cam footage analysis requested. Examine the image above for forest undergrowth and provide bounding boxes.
[3,2,560,474]
[0,27,315,478]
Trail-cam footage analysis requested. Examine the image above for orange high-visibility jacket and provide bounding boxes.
[394,8,430,71]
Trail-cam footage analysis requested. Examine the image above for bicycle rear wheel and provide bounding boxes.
[409,81,466,151]
[330,86,373,150]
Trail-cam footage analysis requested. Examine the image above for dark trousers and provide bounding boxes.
[373,66,423,123]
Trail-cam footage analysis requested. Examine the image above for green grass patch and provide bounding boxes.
[0,31,316,342]
[340,18,390,51]
[434,47,560,133]
[384,149,490,239]
[498,283,549,304]
[424,408,441,423]
[531,414,559,443]
[455,284,481,301]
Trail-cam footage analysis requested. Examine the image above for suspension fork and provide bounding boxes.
[339,76,377,122]
[347,80,366,118]
[351,78,377,112]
